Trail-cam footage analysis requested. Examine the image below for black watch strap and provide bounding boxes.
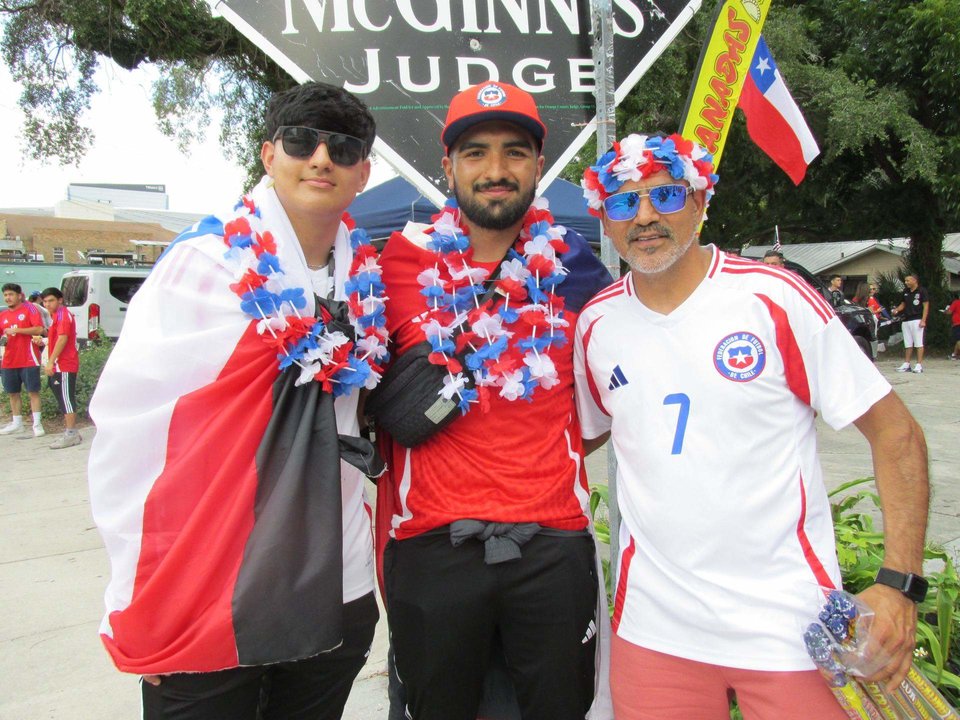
[875,567,929,603]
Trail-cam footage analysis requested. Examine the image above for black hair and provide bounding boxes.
[762,249,784,260]
[830,274,842,282]
[41,287,63,300]
[2,283,22,294]
[264,82,376,156]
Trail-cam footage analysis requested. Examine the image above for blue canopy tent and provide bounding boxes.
[346,176,437,241]
[347,176,601,246]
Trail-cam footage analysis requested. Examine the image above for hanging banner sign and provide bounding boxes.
[211,0,703,206]
[678,0,770,170]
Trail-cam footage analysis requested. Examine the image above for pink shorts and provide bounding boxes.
[610,633,850,720]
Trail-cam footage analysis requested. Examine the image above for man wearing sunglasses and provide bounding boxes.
[574,133,928,720]
[88,82,383,720]
[375,81,613,720]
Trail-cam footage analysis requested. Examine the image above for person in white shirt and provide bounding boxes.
[574,132,929,720]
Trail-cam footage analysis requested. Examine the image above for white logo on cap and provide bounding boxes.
[476,83,507,108]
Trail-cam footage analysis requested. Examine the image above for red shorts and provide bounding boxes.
[610,633,850,720]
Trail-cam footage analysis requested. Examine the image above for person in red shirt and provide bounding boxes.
[375,82,612,720]
[867,284,884,318]
[41,288,82,449]
[944,293,960,359]
[0,282,45,437]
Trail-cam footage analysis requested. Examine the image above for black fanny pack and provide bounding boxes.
[364,341,475,448]
[366,255,504,448]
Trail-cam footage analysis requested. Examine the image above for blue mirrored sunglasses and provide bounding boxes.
[602,184,692,221]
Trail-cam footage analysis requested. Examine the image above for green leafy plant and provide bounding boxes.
[874,269,906,317]
[831,477,960,704]
[589,483,613,608]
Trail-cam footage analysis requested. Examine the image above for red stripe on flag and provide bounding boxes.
[104,321,278,674]
[739,78,811,185]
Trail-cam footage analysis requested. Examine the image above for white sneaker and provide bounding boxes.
[49,432,82,450]
[896,362,911,372]
[912,364,923,374]
[32,424,45,437]
[0,421,23,435]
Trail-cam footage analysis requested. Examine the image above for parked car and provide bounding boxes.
[784,260,877,359]
[60,267,150,345]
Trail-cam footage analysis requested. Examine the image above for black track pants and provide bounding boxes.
[384,531,598,720]
[141,592,378,720]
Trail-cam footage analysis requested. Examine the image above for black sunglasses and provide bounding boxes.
[272,126,367,166]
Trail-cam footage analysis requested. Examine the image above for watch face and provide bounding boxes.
[877,568,928,603]
[906,575,929,602]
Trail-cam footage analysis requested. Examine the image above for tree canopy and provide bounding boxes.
[2,0,958,318]
[0,0,295,185]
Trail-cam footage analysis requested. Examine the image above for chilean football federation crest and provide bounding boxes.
[477,83,508,108]
[714,332,766,382]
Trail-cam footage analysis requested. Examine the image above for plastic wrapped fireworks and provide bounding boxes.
[804,589,959,720]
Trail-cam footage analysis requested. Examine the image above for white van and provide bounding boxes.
[60,268,151,344]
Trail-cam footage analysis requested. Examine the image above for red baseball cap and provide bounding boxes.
[441,81,547,153]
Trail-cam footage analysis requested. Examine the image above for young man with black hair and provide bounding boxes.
[828,274,845,306]
[40,287,82,449]
[1,282,46,437]
[376,81,613,720]
[88,82,387,720]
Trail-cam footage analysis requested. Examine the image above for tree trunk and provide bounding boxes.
[907,189,949,349]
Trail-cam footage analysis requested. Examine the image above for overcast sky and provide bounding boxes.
[0,60,394,214]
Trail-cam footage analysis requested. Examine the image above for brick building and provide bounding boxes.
[0,214,176,265]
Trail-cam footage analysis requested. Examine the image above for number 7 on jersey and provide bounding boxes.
[663,393,690,455]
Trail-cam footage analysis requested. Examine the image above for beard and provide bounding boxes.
[623,223,697,275]
[454,179,536,231]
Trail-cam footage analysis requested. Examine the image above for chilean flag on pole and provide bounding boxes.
[739,36,820,185]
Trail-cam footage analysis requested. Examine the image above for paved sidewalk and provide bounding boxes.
[1,357,957,718]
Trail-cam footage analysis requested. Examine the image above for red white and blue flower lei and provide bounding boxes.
[417,197,569,414]
[222,196,389,397]
[581,133,718,216]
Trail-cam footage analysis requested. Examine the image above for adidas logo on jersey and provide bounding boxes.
[608,365,628,390]
[581,619,597,644]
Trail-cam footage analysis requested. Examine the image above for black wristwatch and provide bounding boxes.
[874,568,929,603]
